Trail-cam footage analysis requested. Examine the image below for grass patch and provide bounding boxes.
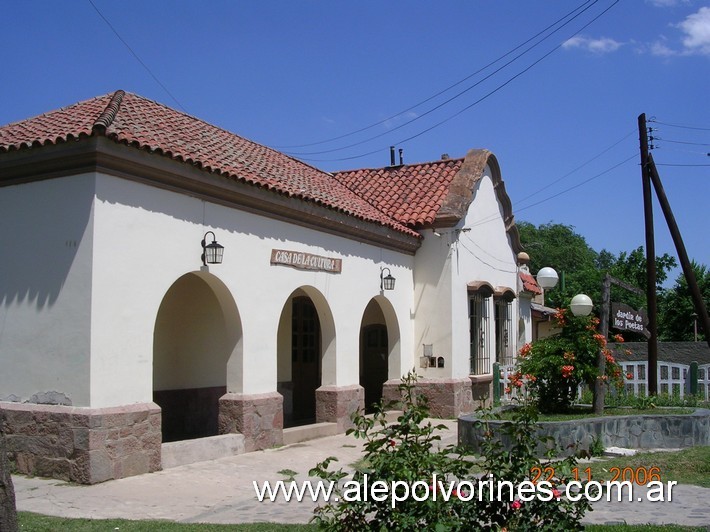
[16,512,708,531]
[585,526,706,532]
[18,512,317,531]
[587,446,710,487]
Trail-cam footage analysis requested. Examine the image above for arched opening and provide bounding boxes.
[277,287,335,428]
[360,297,400,413]
[153,272,241,442]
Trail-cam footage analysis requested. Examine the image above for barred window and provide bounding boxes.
[495,299,514,366]
[469,293,491,375]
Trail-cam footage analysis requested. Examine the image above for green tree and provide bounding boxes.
[519,222,678,337]
[517,222,600,308]
[658,261,710,341]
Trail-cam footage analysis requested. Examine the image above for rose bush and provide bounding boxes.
[310,371,590,530]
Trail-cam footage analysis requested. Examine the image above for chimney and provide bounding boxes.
[390,146,395,166]
[398,148,403,165]
[441,153,450,160]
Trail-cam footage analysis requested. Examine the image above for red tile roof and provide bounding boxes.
[519,272,542,295]
[0,91,418,238]
[333,158,464,227]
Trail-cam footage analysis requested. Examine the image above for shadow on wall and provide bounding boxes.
[0,175,94,309]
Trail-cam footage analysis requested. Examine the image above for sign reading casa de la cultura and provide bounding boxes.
[270,249,342,273]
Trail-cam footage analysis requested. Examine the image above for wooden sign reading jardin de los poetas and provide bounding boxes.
[611,302,650,338]
[270,249,342,274]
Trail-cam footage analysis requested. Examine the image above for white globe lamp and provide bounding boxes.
[536,267,559,290]
[570,294,593,317]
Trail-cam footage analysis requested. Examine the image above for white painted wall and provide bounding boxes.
[2,163,519,410]
[88,172,415,407]
[452,170,519,379]
[412,167,519,381]
[0,175,94,406]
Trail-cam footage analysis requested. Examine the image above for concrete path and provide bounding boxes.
[13,421,710,528]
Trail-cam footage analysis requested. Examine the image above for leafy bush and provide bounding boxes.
[309,371,591,531]
[516,309,624,413]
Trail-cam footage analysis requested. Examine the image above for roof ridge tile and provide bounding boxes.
[92,90,125,133]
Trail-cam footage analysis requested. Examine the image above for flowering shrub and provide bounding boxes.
[517,308,624,413]
[310,371,590,530]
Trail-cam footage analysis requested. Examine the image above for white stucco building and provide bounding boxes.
[0,91,537,483]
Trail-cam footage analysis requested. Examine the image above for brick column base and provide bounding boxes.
[1,401,161,485]
[382,377,491,419]
[315,385,364,431]
[218,392,283,452]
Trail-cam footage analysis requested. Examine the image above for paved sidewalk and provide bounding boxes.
[13,421,710,528]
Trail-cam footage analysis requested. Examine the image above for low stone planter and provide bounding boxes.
[458,407,710,457]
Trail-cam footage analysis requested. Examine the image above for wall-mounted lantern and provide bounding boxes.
[201,231,224,266]
[380,267,396,291]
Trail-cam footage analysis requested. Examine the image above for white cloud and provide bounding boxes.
[677,6,710,55]
[650,39,677,56]
[562,35,624,53]
[383,111,418,130]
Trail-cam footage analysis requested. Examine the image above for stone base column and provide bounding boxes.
[1,401,161,485]
[382,377,491,419]
[315,385,364,431]
[219,392,283,452]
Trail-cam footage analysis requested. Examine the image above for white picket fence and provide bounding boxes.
[498,361,710,402]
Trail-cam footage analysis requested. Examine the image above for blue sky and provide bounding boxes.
[2,1,708,283]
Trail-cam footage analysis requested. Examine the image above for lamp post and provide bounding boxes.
[536,267,559,307]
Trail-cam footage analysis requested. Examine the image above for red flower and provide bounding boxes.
[626,372,633,380]
[554,308,566,326]
[613,334,625,343]
[561,365,575,378]
[511,499,522,510]
[593,333,608,347]
[552,488,562,499]
[388,439,396,447]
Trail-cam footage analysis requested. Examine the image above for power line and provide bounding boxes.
[516,129,635,208]
[648,119,710,132]
[87,0,187,113]
[468,153,638,230]
[658,138,710,147]
[273,0,598,150]
[293,0,620,163]
[656,163,710,167]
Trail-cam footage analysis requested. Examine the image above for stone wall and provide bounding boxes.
[383,377,490,419]
[1,401,161,484]
[315,385,364,431]
[218,392,283,452]
[459,408,710,456]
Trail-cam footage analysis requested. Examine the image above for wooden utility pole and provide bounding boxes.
[647,152,710,350]
[639,113,658,395]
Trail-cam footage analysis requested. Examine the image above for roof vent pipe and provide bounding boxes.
[398,148,403,165]
[390,146,395,166]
